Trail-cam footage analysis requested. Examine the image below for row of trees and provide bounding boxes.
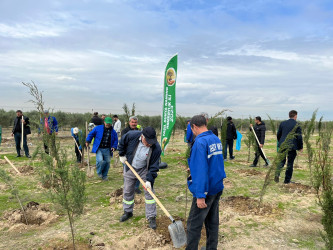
[1,108,332,133]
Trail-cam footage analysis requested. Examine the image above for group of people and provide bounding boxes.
[10,108,303,249]
[11,109,58,157]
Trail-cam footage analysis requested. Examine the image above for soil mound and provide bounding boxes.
[1,201,58,229]
[282,182,315,194]
[236,169,264,177]
[18,165,34,174]
[156,216,206,247]
[221,196,278,216]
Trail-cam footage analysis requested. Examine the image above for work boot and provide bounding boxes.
[249,164,257,167]
[148,217,157,230]
[120,212,133,222]
[274,176,279,183]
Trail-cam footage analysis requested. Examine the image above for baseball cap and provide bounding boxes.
[142,127,157,145]
[104,117,113,124]
[73,127,79,134]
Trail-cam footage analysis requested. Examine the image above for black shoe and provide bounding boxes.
[16,155,21,158]
[249,164,257,167]
[230,156,235,160]
[120,212,133,222]
[274,176,279,183]
[135,188,142,194]
[283,181,295,184]
[26,155,31,158]
[148,217,157,230]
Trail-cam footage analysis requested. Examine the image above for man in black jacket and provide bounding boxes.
[121,116,139,137]
[11,110,31,158]
[250,116,269,167]
[118,127,162,229]
[224,116,237,160]
[90,112,103,126]
[275,110,303,184]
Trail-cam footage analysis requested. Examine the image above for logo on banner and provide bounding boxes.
[166,68,176,86]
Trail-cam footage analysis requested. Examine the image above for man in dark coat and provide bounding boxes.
[118,127,162,229]
[250,116,269,167]
[91,112,103,126]
[11,110,31,157]
[275,110,303,184]
[224,116,237,160]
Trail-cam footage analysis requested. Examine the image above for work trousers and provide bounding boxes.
[253,143,268,166]
[123,167,156,218]
[186,191,223,250]
[14,132,29,156]
[276,150,297,183]
[223,139,234,159]
[74,143,82,162]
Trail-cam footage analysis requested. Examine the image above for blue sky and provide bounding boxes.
[1,0,332,120]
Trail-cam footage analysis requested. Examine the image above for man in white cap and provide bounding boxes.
[71,127,82,163]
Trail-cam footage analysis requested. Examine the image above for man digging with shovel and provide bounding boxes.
[118,127,161,229]
[186,115,226,250]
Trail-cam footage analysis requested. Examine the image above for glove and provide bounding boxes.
[145,181,152,190]
[119,156,127,164]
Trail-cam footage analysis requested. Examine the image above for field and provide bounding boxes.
[0,128,326,249]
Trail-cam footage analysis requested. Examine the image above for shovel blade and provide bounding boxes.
[168,220,187,248]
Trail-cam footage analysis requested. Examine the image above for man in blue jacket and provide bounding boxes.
[275,110,303,184]
[186,115,226,250]
[118,127,162,230]
[86,117,118,181]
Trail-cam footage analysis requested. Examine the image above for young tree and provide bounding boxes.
[0,168,28,225]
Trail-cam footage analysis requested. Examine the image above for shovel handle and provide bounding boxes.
[4,156,21,174]
[72,136,82,157]
[125,161,173,220]
[250,125,268,160]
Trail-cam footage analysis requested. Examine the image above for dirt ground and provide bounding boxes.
[0,128,328,249]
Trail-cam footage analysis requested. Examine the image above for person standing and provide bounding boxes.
[224,116,237,160]
[71,127,82,163]
[91,112,103,126]
[275,110,303,184]
[86,117,118,181]
[113,115,122,137]
[40,110,58,155]
[120,116,142,194]
[11,110,31,158]
[121,116,138,136]
[250,116,269,167]
[186,115,226,250]
[118,127,162,230]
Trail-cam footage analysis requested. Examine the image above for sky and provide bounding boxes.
[0,0,332,120]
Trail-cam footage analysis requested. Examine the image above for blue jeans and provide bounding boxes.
[186,191,223,250]
[96,148,111,179]
[14,132,29,156]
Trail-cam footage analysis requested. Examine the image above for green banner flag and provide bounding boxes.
[161,54,177,155]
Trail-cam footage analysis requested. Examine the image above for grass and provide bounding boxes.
[0,129,330,249]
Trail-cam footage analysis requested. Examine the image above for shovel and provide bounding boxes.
[124,161,187,248]
[250,125,270,165]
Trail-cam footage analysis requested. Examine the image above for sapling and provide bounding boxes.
[312,126,333,249]
[0,168,28,225]
[259,124,299,206]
